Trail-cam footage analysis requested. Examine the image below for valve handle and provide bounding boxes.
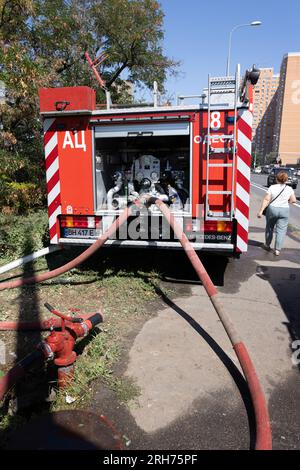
[44,303,83,323]
[44,303,69,320]
[44,302,55,313]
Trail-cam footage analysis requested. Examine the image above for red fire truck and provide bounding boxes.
[39,66,258,255]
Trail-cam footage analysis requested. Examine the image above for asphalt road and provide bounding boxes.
[251,173,300,231]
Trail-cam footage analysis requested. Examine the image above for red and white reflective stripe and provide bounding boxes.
[44,118,61,244]
[235,109,252,252]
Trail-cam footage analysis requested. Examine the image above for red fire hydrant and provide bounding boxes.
[39,303,102,388]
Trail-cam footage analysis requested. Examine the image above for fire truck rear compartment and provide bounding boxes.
[94,131,191,213]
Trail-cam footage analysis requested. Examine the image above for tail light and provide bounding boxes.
[204,221,232,232]
[60,215,101,229]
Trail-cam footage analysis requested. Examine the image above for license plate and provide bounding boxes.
[63,228,101,238]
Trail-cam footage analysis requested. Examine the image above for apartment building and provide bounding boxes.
[252,68,279,157]
[274,52,300,165]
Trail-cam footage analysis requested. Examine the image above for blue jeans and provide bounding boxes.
[265,206,289,251]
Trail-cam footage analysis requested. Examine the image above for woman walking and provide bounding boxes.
[257,170,297,255]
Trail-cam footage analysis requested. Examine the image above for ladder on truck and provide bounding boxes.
[205,67,239,221]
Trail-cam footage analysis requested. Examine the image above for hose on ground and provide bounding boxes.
[0,312,103,331]
[0,350,44,402]
[0,245,62,275]
[153,198,272,450]
[0,206,132,291]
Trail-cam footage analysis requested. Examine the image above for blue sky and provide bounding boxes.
[155,0,300,103]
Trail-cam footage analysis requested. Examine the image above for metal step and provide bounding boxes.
[219,134,234,140]
[208,148,233,154]
[208,163,233,167]
[207,190,232,195]
[206,215,232,221]
[209,77,236,94]
[207,134,233,141]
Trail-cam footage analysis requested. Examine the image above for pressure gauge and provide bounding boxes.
[150,171,159,181]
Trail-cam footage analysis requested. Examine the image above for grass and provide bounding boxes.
[0,413,26,437]
[52,337,141,413]
[0,210,48,263]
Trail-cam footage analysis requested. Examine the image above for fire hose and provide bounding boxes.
[0,199,272,449]
[0,313,101,331]
[0,206,132,291]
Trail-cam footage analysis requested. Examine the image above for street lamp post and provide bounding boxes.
[254,147,257,168]
[273,134,282,165]
[273,133,278,152]
[226,21,262,76]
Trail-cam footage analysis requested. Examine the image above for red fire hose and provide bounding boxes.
[0,206,133,291]
[153,198,272,450]
[0,313,102,331]
[0,350,43,403]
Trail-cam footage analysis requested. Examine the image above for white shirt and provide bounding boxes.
[267,184,294,208]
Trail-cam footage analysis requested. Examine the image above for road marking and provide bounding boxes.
[251,182,267,192]
[250,182,300,208]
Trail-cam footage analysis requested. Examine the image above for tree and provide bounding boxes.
[0,0,178,212]
[265,152,277,164]
[92,0,178,92]
[252,151,264,168]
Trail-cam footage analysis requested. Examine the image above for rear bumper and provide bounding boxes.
[59,238,235,251]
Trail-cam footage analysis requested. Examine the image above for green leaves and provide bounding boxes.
[0,0,179,214]
[1,0,178,102]
[93,0,179,91]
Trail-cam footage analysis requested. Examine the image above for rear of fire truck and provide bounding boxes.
[39,66,259,255]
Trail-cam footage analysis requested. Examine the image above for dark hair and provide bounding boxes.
[276,171,288,183]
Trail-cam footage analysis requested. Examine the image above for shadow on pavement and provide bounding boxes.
[148,282,256,449]
[256,263,300,343]
[46,247,230,287]
[5,410,123,450]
